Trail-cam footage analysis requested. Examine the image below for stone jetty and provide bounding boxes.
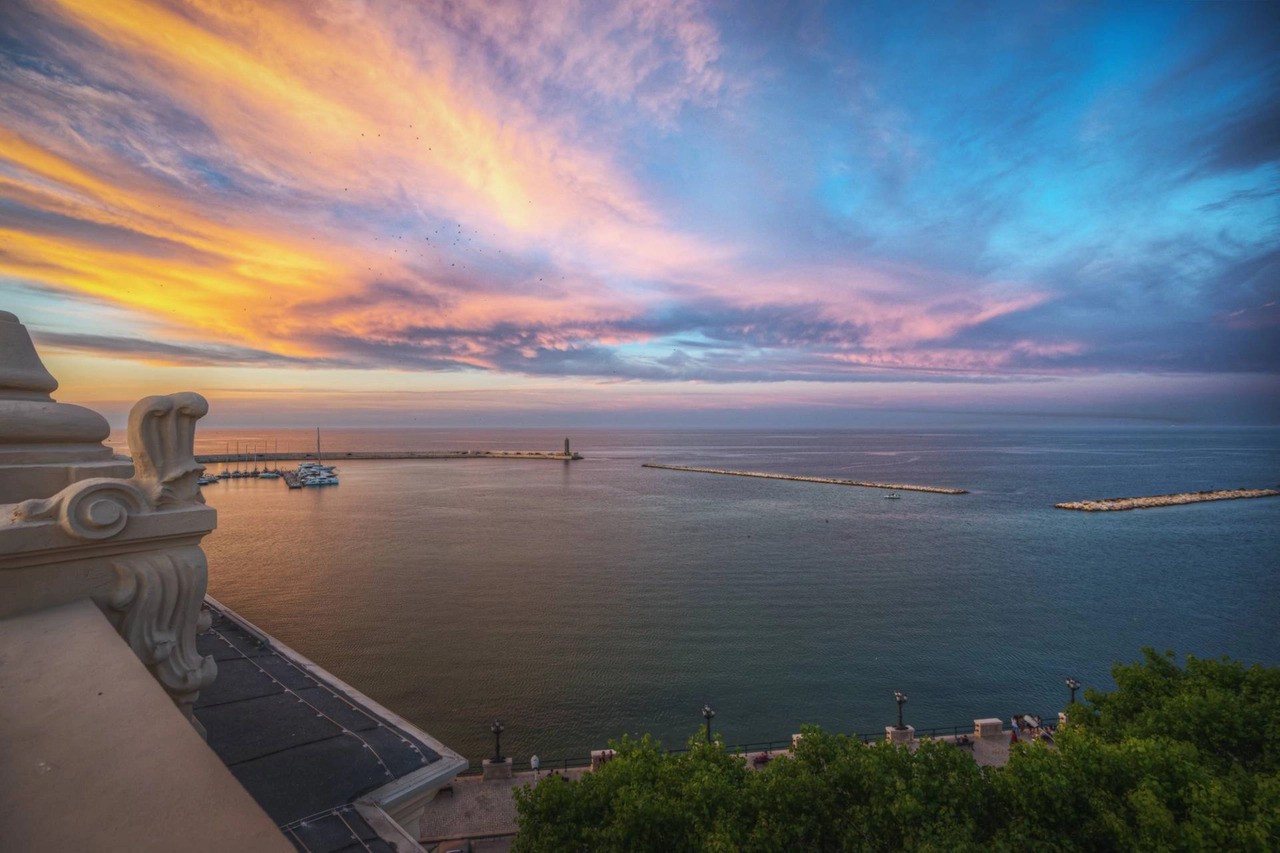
[1055,488,1280,512]
[642,463,968,494]
[191,449,581,463]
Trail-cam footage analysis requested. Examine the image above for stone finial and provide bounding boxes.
[0,310,57,397]
[0,313,134,503]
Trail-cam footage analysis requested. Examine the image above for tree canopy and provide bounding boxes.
[512,649,1280,852]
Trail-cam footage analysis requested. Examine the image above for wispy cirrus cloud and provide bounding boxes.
[1,0,1277,420]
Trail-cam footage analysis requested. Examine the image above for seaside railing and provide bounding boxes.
[457,721,1053,775]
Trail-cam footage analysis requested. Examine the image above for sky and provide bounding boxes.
[1,0,1277,427]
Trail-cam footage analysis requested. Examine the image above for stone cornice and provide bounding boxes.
[0,502,216,569]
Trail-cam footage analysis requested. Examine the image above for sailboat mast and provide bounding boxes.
[316,428,322,466]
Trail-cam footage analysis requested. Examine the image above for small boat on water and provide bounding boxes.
[884,493,901,500]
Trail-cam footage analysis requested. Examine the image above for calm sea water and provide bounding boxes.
[110,428,1280,765]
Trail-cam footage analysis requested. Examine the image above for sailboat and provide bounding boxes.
[259,437,281,479]
[298,428,338,486]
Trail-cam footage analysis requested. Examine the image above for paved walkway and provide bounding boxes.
[419,768,587,848]
[929,731,1017,767]
[419,731,1033,849]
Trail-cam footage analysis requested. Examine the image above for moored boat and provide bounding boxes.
[296,428,339,486]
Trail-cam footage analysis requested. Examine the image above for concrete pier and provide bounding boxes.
[188,449,582,463]
[642,463,967,494]
[1055,487,1279,512]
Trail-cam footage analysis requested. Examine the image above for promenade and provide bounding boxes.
[418,728,1025,850]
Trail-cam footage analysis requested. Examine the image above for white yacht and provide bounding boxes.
[297,428,339,486]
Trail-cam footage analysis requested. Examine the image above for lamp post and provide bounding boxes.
[702,704,715,744]
[490,720,505,762]
[894,691,908,730]
[1065,678,1081,705]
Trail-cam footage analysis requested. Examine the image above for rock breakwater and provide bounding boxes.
[1055,488,1280,512]
[642,464,968,494]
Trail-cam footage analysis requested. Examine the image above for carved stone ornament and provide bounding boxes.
[108,547,218,731]
[127,391,209,508]
[12,392,209,532]
[12,478,150,539]
[7,390,218,730]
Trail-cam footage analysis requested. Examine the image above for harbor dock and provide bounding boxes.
[1055,487,1280,512]
[192,449,582,463]
[642,463,968,494]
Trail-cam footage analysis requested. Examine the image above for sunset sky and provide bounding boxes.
[1,0,1276,426]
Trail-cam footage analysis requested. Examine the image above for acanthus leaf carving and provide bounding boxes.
[107,546,217,727]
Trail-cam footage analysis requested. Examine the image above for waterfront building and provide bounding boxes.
[0,312,466,851]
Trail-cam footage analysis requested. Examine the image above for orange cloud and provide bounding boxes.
[3,0,1060,388]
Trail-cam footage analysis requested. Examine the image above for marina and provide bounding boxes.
[195,449,581,463]
[642,463,968,494]
[179,435,585,492]
[1055,488,1280,512]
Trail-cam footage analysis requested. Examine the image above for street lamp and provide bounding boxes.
[894,691,908,730]
[490,720,505,762]
[1065,678,1081,705]
[702,704,715,744]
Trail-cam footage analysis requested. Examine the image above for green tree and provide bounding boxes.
[512,650,1280,852]
[1071,647,1280,774]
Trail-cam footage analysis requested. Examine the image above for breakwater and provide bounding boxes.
[191,450,581,463]
[1056,488,1280,512]
[642,464,968,494]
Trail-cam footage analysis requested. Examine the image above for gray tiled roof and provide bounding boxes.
[195,604,444,851]
[282,806,399,853]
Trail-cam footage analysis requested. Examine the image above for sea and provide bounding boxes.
[108,427,1280,766]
